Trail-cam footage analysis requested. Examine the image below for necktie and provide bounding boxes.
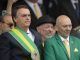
[63,40,70,58]
[34,3,41,18]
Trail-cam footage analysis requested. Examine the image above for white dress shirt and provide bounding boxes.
[27,29,35,42]
[59,35,69,45]
[38,0,43,5]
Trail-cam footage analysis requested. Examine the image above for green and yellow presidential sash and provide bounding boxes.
[9,27,40,60]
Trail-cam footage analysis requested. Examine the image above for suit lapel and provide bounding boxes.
[30,29,40,48]
[55,34,69,59]
[69,37,76,60]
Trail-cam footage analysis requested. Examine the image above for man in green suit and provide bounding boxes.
[44,15,80,60]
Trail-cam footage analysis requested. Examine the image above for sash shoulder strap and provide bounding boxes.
[9,27,40,60]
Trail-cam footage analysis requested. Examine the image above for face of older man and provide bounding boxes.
[56,15,72,38]
[2,16,14,33]
[37,23,56,42]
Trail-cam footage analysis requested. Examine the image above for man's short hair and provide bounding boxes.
[12,5,29,18]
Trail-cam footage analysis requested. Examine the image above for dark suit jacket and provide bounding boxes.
[0,28,42,60]
[12,0,46,30]
[43,0,58,19]
[44,34,80,60]
[0,0,7,16]
[58,0,80,28]
[43,0,80,28]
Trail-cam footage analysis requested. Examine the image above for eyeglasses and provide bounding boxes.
[3,22,14,28]
[7,23,14,28]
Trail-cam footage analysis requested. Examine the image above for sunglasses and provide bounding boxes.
[7,23,14,28]
[3,22,14,28]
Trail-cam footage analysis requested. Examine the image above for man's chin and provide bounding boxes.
[24,24,30,27]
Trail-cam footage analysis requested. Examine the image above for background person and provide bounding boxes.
[0,5,41,60]
[44,15,80,60]
[36,15,56,46]
[43,0,80,28]
[36,15,56,60]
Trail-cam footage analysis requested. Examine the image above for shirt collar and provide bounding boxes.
[59,35,69,42]
[26,29,35,42]
[27,29,30,34]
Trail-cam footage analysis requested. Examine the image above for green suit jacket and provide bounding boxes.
[44,34,80,60]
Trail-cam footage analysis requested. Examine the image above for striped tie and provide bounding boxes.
[63,40,70,58]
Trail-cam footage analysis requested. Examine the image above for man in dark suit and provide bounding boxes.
[0,0,7,16]
[36,15,56,46]
[43,0,58,19]
[43,0,80,28]
[44,15,80,60]
[0,4,41,60]
[0,0,16,35]
[36,15,56,60]
[13,0,46,30]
